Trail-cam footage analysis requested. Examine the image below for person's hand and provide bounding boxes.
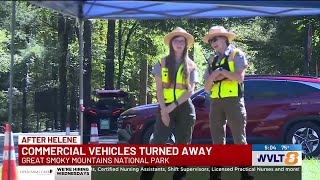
[160,111,170,127]
[161,106,169,114]
[161,104,175,114]
[187,84,191,91]
[215,74,227,81]
[165,103,176,113]
[210,70,220,81]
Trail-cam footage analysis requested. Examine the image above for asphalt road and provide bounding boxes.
[0,132,118,165]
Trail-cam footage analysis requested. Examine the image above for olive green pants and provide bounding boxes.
[140,99,196,180]
[209,97,252,179]
[150,99,196,144]
[209,97,248,144]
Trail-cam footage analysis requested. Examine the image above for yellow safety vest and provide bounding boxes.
[210,49,244,98]
[160,58,195,103]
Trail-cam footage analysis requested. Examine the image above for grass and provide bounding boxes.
[302,158,320,179]
[92,159,320,180]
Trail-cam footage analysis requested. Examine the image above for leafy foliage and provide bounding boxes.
[1,1,320,131]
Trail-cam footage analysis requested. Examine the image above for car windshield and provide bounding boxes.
[95,98,126,110]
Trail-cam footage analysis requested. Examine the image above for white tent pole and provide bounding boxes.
[78,18,84,144]
[8,1,16,180]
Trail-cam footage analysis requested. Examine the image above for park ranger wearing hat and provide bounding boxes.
[203,26,254,180]
[140,27,198,180]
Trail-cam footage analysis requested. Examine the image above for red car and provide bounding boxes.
[117,75,320,157]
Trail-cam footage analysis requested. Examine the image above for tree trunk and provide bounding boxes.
[21,58,29,132]
[128,71,137,107]
[139,57,148,105]
[116,20,122,89]
[117,22,138,89]
[51,56,58,130]
[83,20,92,107]
[147,93,153,104]
[58,14,69,130]
[68,64,77,130]
[70,20,79,130]
[304,23,312,76]
[36,113,40,132]
[53,88,58,130]
[105,20,115,89]
[22,26,30,133]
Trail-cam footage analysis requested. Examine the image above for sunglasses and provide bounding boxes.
[208,36,224,44]
[172,39,186,44]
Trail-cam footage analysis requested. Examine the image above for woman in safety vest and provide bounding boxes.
[140,27,198,180]
[203,26,254,180]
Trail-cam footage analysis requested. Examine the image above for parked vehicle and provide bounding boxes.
[83,89,129,144]
[0,126,4,133]
[117,75,320,157]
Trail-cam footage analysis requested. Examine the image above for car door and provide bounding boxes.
[286,80,320,115]
[242,79,300,138]
[192,91,212,143]
[224,79,260,139]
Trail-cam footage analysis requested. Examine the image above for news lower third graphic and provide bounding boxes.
[91,166,301,173]
[16,135,303,179]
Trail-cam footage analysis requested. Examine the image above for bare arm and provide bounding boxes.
[155,76,171,126]
[165,82,196,113]
[155,76,166,110]
[219,50,247,83]
[203,67,245,96]
[220,68,245,83]
[204,70,219,93]
[204,77,214,93]
[176,82,196,104]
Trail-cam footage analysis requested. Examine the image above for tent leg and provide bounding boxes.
[78,18,84,144]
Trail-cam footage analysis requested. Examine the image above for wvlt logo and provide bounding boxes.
[258,152,299,165]
[252,151,302,166]
[252,144,302,166]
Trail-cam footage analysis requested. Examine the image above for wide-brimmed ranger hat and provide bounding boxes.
[202,26,236,43]
[164,27,194,48]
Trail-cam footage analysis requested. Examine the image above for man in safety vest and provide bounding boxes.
[203,26,254,180]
